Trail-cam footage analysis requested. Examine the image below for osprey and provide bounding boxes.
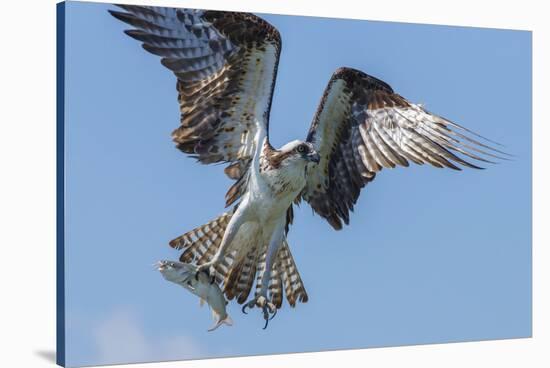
[110,5,506,327]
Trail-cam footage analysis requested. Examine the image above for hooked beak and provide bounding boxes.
[307,152,320,164]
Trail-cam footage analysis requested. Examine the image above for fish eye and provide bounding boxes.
[297,144,307,153]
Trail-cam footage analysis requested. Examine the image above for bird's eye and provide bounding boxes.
[297,145,307,153]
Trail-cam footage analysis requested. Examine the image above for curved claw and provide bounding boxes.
[194,266,216,284]
[262,305,277,329]
[268,307,277,321]
[241,297,277,328]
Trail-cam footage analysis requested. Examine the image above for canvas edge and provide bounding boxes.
[56,1,66,367]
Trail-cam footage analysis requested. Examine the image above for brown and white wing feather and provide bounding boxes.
[110,6,281,203]
[303,67,508,230]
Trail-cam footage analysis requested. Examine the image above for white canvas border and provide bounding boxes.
[0,0,546,367]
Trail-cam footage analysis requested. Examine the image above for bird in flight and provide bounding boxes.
[110,5,507,328]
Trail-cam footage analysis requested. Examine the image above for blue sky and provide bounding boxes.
[63,1,532,366]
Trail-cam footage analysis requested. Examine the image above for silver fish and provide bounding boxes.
[156,260,233,331]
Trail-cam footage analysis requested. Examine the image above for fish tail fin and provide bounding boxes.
[207,314,233,332]
[222,314,233,326]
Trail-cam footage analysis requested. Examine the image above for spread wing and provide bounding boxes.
[303,67,508,230]
[110,5,281,202]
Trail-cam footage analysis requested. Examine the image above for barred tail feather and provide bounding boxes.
[236,248,259,304]
[279,239,308,307]
[223,258,243,300]
[214,252,236,284]
[254,239,308,309]
[168,212,232,265]
[223,246,258,303]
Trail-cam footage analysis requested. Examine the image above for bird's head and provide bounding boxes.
[278,140,320,165]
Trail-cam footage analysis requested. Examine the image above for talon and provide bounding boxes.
[242,296,277,329]
[194,266,215,283]
[262,307,270,329]
[262,303,277,329]
[195,270,205,281]
[242,298,256,315]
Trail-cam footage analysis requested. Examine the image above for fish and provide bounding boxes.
[156,260,233,331]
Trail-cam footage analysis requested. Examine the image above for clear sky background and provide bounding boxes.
[63,1,532,366]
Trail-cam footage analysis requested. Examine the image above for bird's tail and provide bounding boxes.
[265,239,309,308]
[169,212,234,283]
[169,213,308,308]
[223,238,309,308]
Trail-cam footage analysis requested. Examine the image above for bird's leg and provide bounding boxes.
[195,209,245,280]
[242,221,284,329]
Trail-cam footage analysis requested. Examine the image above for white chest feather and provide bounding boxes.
[262,162,307,198]
[242,160,306,225]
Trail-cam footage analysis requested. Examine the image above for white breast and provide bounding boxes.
[257,161,306,216]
